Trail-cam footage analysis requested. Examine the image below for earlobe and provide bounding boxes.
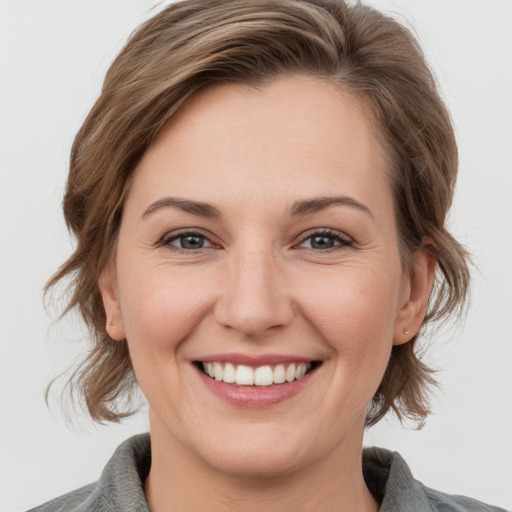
[98,266,126,341]
[393,240,437,345]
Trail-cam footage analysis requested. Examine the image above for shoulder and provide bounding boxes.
[27,483,96,512]
[363,446,508,512]
[27,434,151,512]
[423,486,509,512]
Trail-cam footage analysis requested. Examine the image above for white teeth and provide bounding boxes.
[285,363,296,382]
[273,364,286,384]
[254,366,273,386]
[295,364,307,379]
[202,361,312,386]
[213,362,223,381]
[223,362,236,383]
[235,365,254,385]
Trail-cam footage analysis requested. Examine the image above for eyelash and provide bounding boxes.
[160,228,353,253]
[296,229,353,251]
[160,230,218,252]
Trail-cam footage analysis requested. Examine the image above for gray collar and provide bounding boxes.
[29,433,506,511]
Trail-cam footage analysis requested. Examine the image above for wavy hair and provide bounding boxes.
[46,0,470,425]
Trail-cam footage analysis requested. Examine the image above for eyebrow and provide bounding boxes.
[141,195,373,220]
[142,197,222,219]
[289,196,374,218]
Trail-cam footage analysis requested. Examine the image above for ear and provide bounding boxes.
[393,239,436,345]
[98,265,126,341]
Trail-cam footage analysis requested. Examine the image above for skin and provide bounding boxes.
[100,75,435,511]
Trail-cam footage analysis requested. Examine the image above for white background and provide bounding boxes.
[0,1,511,511]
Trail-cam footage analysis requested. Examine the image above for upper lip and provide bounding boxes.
[196,353,319,366]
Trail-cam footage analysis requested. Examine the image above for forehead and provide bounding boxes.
[128,75,391,216]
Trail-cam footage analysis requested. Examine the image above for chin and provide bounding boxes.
[188,421,317,478]
[204,442,308,479]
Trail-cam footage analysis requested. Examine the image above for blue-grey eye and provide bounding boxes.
[180,235,205,249]
[309,235,336,249]
[167,233,211,250]
[299,231,351,250]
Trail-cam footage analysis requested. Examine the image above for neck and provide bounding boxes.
[145,418,379,512]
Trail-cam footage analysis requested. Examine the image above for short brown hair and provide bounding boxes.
[47,0,470,425]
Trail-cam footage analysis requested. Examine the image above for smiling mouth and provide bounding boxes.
[197,361,322,386]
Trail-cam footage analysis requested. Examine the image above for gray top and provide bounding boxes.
[28,433,507,511]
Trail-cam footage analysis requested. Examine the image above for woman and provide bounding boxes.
[26,0,506,510]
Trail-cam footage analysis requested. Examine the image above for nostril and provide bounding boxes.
[213,258,294,336]
[214,302,294,337]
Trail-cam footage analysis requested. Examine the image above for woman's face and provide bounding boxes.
[102,76,431,477]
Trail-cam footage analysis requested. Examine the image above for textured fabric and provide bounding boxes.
[362,447,507,511]
[28,434,151,512]
[28,434,507,511]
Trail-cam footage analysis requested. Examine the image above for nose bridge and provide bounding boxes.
[215,236,293,337]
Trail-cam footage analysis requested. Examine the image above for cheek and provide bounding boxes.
[117,263,215,353]
[290,262,403,401]
[294,264,402,345]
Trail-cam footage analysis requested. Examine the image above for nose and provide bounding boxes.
[214,243,295,338]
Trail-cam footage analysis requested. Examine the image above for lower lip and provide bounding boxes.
[197,366,317,408]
